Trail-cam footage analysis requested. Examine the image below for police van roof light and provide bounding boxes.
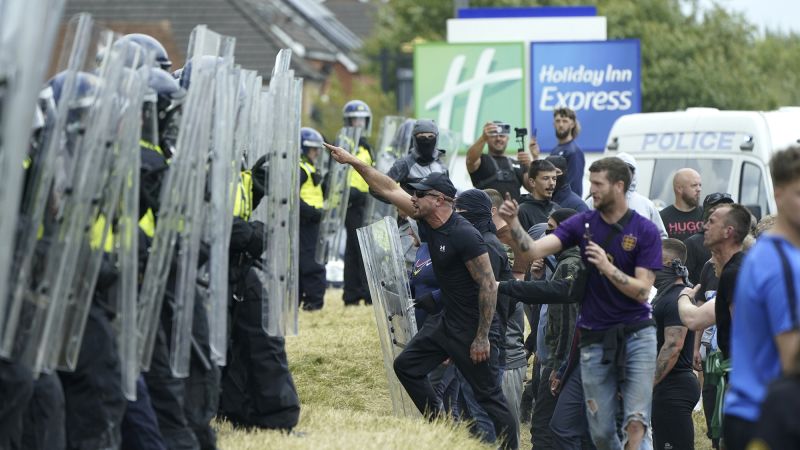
[607,137,619,151]
[740,135,754,151]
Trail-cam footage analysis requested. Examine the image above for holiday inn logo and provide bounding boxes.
[414,43,525,146]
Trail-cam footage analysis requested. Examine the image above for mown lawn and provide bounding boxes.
[218,288,713,450]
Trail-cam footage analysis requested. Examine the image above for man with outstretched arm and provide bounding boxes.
[498,157,662,450]
[324,143,519,449]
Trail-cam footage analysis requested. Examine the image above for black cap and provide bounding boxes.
[703,192,734,210]
[408,172,457,198]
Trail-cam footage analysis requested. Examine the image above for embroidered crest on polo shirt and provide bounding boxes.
[622,234,637,251]
[439,245,446,253]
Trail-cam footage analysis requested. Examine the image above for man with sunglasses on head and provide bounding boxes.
[324,143,518,449]
[467,121,535,202]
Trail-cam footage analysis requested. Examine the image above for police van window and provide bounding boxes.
[649,159,732,210]
[739,162,769,215]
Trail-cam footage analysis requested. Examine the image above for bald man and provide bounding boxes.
[659,168,703,241]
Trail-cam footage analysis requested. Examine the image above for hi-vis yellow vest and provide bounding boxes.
[349,145,372,193]
[300,160,323,209]
[233,171,253,221]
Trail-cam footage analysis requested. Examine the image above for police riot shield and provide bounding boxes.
[137,26,232,373]
[204,68,257,366]
[261,50,301,336]
[0,0,65,337]
[357,217,419,417]
[52,41,153,372]
[362,116,410,226]
[314,126,362,265]
[169,26,236,378]
[436,127,462,175]
[0,14,115,371]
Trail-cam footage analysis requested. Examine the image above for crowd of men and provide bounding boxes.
[3,12,800,450]
[326,105,800,450]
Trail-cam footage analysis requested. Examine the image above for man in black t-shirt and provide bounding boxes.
[684,193,734,284]
[324,144,518,450]
[652,239,701,450]
[660,168,704,241]
[467,121,535,202]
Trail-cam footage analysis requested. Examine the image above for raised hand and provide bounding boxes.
[323,142,357,165]
[497,192,520,224]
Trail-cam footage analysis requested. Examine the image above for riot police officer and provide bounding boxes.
[298,127,327,311]
[341,100,374,306]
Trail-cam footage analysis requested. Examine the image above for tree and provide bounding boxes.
[363,0,800,112]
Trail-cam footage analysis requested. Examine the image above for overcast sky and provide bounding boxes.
[700,0,800,35]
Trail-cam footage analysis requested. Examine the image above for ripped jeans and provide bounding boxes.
[580,326,656,450]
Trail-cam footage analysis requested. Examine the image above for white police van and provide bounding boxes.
[604,107,800,218]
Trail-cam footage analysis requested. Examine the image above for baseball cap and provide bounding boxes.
[408,172,457,198]
[703,192,734,210]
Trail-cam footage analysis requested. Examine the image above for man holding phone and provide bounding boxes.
[467,121,539,202]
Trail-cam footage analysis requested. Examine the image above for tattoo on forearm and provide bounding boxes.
[636,288,648,300]
[611,268,629,285]
[510,223,532,253]
[466,256,498,340]
[654,327,686,382]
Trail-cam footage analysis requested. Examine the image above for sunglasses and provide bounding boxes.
[414,190,440,199]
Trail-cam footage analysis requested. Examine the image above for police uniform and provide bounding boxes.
[298,157,326,310]
[343,138,373,305]
[218,168,300,430]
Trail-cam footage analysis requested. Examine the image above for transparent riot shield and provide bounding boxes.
[137,25,234,374]
[200,62,242,367]
[51,42,153,372]
[436,127,462,175]
[357,217,419,417]
[0,0,65,339]
[0,14,115,372]
[261,50,301,336]
[169,26,236,378]
[109,62,149,399]
[314,126,362,265]
[362,116,410,226]
[204,68,257,366]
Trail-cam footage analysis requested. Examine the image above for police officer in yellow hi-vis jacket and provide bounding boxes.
[341,100,374,306]
[298,127,327,311]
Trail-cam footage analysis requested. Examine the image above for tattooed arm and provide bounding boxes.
[654,325,688,384]
[584,240,655,303]
[498,193,563,264]
[465,253,498,364]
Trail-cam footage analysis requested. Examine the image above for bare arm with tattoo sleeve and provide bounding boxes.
[654,325,688,384]
[499,193,563,262]
[464,252,497,364]
[324,143,415,217]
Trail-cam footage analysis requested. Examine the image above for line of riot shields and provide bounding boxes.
[0,13,302,401]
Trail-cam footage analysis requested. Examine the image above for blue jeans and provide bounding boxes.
[457,361,507,444]
[580,326,656,450]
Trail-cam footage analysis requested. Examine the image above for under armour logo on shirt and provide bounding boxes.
[439,245,446,252]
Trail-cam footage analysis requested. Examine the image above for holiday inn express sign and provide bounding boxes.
[414,43,526,145]
[414,40,640,152]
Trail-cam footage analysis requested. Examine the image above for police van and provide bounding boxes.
[604,107,800,218]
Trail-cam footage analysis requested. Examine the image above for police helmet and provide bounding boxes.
[342,99,372,136]
[123,33,172,70]
[300,127,325,155]
[48,71,101,109]
[179,55,223,90]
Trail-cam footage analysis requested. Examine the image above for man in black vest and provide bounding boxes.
[467,121,532,202]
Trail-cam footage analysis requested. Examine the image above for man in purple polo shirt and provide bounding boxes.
[499,156,662,449]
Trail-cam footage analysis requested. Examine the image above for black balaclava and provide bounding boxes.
[412,119,438,163]
[455,189,496,234]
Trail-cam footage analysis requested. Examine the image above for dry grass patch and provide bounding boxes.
[216,288,715,450]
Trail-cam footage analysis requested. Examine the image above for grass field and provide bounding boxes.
[217,288,714,449]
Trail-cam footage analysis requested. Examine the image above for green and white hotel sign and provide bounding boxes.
[414,42,526,148]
